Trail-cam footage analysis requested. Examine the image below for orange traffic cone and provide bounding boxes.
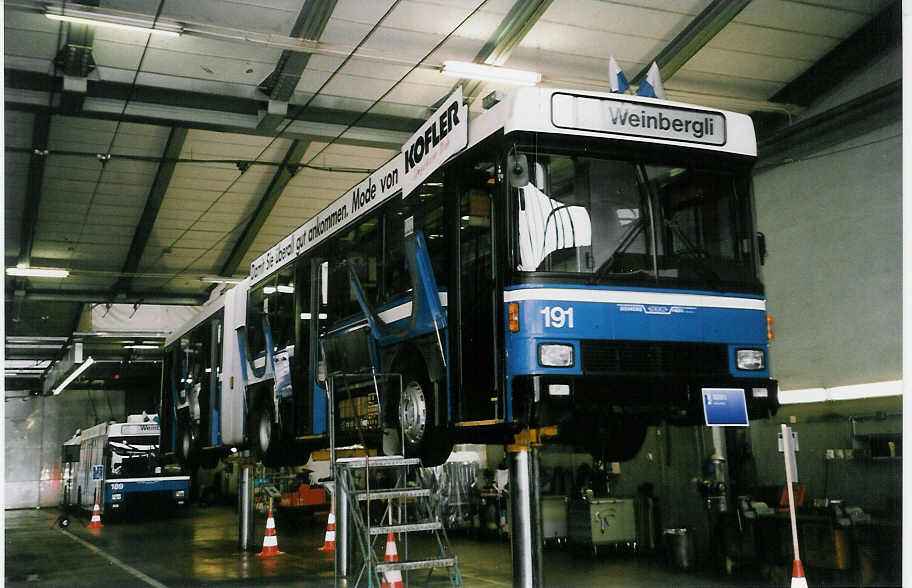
[256,509,284,558]
[381,531,403,588]
[318,507,336,552]
[790,559,808,588]
[87,501,103,529]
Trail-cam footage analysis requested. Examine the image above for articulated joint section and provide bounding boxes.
[507,426,559,452]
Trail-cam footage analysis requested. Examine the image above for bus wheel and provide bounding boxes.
[250,402,274,460]
[398,372,452,467]
[178,426,196,464]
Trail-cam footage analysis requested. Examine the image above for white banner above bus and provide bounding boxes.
[249,88,467,283]
[401,87,468,197]
[250,156,403,282]
[551,92,726,146]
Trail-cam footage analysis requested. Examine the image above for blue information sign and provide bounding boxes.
[702,388,749,427]
[92,465,103,480]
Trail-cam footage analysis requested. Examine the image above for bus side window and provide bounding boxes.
[246,282,269,375]
[272,268,295,351]
[326,217,380,321]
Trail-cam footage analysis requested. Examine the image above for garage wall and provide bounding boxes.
[753,49,902,391]
[5,389,124,509]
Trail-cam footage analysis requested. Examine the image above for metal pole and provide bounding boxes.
[530,447,544,585]
[238,460,255,551]
[329,376,350,582]
[781,424,801,561]
[510,448,533,587]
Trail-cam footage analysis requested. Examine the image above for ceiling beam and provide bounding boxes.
[17,113,51,269]
[768,0,900,108]
[440,0,553,103]
[757,80,900,169]
[5,68,424,148]
[219,139,312,276]
[631,0,750,86]
[258,0,337,132]
[15,288,207,305]
[113,126,188,295]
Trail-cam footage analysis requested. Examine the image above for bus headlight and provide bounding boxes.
[736,349,765,370]
[110,493,123,501]
[539,344,574,367]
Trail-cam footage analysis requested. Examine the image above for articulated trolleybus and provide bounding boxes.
[70,414,189,516]
[162,86,777,467]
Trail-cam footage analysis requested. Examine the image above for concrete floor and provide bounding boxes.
[7,506,771,586]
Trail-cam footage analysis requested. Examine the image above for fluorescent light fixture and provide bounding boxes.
[778,380,903,404]
[441,61,541,86]
[123,344,160,350]
[300,312,328,320]
[45,9,182,37]
[263,286,277,294]
[200,276,243,284]
[7,266,69,278]
[277,285,294,294]
[53,357,96,395]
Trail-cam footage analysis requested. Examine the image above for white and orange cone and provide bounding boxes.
[87,501,103,529]
[790,559,808,588]
[318,507,336,552]
[381,531,403,588]
[256,509,284,558]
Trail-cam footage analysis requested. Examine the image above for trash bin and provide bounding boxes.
[664,528,694,570]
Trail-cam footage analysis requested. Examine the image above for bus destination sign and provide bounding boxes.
[552,93,726,146]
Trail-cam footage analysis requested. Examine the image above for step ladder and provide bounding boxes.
[326,372,461,587]
[337,455,462,587]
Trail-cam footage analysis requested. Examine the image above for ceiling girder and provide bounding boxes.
[114,126,188,295]
[768,0,901,108]
[258,0,337,132]
[757,80,900,169]
[5,68,422,149]
[219,139,313,276]
[17,113,51,269]
[631,0,750,86]
[15,288,206,305]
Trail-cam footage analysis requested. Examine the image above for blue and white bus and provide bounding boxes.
[161,86,778,467]
[70,414,189,516]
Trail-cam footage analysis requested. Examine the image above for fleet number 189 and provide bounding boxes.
[540,306,574,328]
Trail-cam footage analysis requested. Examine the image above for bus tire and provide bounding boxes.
[249,401,275,460]
[397,362,452,467]
[177,426,196,464]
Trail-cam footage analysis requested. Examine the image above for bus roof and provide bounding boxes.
[249,86,757,285]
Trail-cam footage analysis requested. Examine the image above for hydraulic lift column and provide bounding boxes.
[508,427,557,587]
[237,453,256,552]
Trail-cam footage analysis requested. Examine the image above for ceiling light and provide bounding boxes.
[123,344,160,350]
[45,8,182,37]
[200,276,244,284]
[441,61,541,86]
[7,267,69,278]
[53,357,95,395]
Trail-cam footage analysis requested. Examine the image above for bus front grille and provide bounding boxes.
[579,340,729,377]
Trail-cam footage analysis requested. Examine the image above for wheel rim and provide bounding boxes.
[181,430,191,459]
[400,380,427,445]
[258,412,272,452]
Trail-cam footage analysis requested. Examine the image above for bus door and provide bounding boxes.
[456,159,500,422]
[295,258,329,435]
[208,317,222,446]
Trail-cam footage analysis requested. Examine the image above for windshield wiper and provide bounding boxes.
[589,217,646,283]
[664,218,722,287]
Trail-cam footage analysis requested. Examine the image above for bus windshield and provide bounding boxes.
[108,435,159,478]
[512,151,758,290]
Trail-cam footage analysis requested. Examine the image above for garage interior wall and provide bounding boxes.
[5,389,125,509]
